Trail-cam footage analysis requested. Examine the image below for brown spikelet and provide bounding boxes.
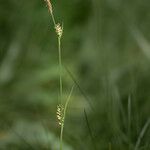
[44,0,53,14]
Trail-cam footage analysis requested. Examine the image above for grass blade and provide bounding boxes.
[134,118,150,150]
[65,66,94,111]
[84,109,97,150]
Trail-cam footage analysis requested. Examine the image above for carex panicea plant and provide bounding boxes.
[43,1,74,150]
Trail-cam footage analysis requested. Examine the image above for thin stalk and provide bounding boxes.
[44,0,62,104]
[49,10,62,105]
[50,11,63,105]
[128,96,131,150]
[43,2,66,150]
[51,12,56,26]
[60,85,74,150]
[58,37,63,104]
[49,10,63,105]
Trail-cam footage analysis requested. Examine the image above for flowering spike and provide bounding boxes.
[56,104,64,126]
[55,23,63,38]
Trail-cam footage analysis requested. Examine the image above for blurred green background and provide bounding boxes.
[0,0,150,149]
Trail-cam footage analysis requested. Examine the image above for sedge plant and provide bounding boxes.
[43,1,74,150]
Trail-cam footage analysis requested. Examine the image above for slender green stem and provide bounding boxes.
[128,96,131,150]
[60,85,74,150]
[60,122,64,150]
[50,10,63,150]
[49,11,63,105]
[58,37,63,104]
[45,3,65,150]
[51,12,56,26]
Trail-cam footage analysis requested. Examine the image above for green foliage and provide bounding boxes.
[0,0,150,149]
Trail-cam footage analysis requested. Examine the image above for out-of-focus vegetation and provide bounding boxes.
[0,0,150,149]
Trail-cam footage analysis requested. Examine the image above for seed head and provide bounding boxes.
[55,23,63,38]
[56,104,64,126]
